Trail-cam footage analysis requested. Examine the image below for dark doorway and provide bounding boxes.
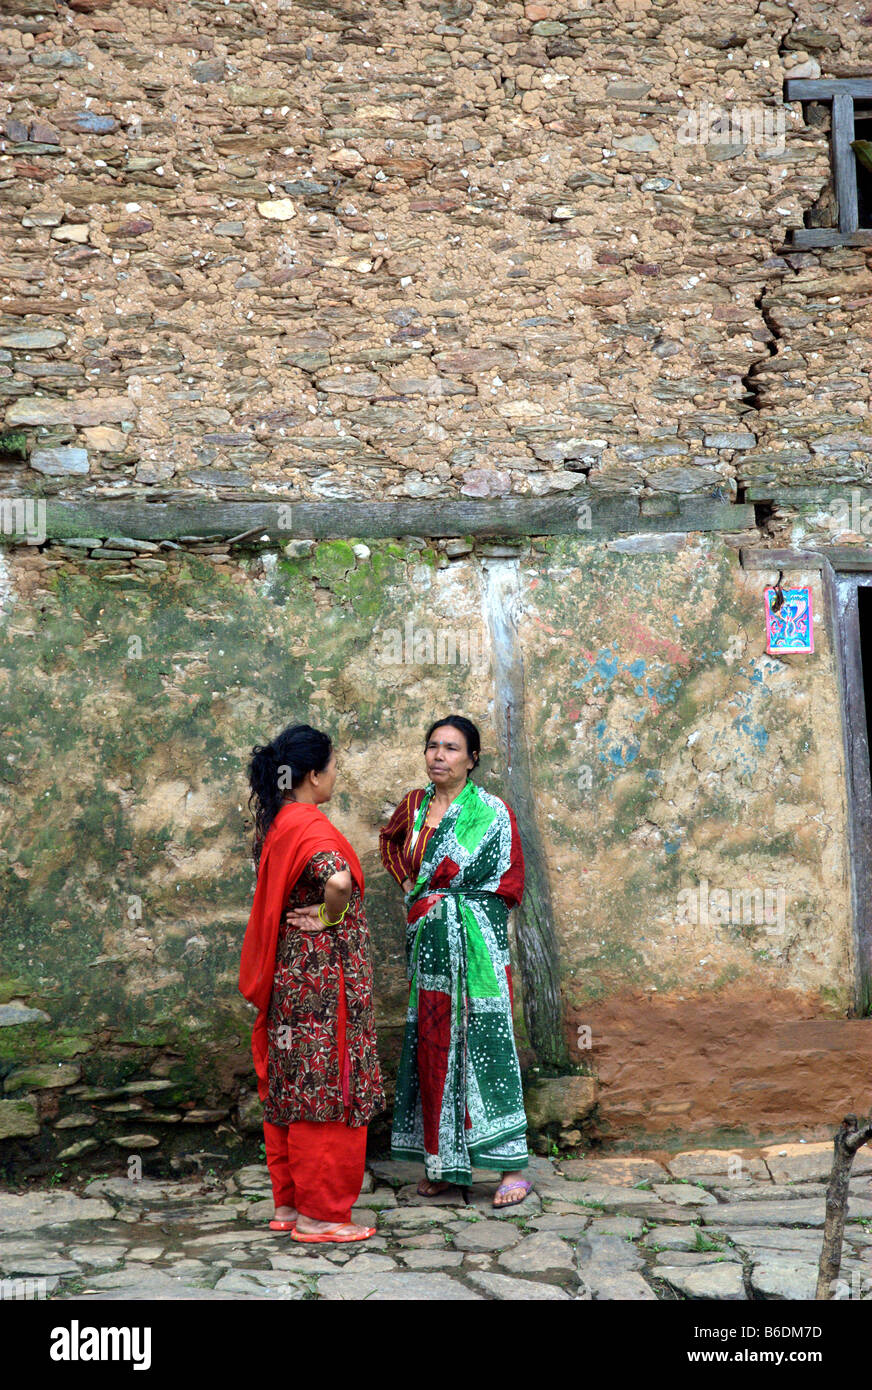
[832,571,872,1015]
[853,114,872,229]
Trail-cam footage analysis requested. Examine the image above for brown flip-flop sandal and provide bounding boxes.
[417,1178,451,1197]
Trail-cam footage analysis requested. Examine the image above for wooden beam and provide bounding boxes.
[26,496,756,542]
[785,79,872,101]
[484,563,569,1070]
[788,228,872,248]
[833,92,859,234]
[739,548,827,570]
[740,547,872,572]
[816,549,872,572]
[743,486,872,505]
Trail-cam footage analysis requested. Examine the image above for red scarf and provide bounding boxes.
[238,801,365,1101]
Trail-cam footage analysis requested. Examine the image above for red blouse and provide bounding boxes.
[378,789,437,887]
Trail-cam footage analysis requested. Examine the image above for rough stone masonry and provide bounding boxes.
[1,0,871,1176]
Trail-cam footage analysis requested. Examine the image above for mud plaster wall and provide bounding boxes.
[0,533,862,1167]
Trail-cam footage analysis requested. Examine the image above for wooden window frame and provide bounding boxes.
[784,78,872,248]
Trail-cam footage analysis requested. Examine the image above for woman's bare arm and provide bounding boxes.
[288,863,353,931]
[323,868,352,922]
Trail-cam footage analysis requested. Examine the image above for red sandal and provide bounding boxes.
[291,1223,376,1244]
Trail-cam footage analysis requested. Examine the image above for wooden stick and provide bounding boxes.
[816,1113,872,1298]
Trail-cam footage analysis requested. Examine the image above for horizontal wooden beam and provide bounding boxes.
[785,79,872,100]
[743,486,872,505]
[740,548,827,570]
[8,495,756,543]
[741,547,872,572]
[788,229,872,248]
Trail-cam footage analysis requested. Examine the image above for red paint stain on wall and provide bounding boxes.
[624,614,692,669]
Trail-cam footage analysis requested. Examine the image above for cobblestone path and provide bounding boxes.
[3,1144,871,1300]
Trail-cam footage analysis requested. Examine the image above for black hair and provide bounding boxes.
[247,723,333,866]
[423,715,481,778]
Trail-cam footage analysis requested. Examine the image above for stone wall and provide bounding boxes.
[0,0,869,507]
[2,0,872,1170]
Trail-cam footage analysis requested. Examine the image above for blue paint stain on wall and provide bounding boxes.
[733,713,769,751]
[595,651,620,684]
[607,742,640,766]
[729,687,770,754]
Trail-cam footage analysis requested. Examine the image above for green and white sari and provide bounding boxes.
[390,779,529,1185]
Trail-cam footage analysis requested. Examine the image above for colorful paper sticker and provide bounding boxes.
[764,586,813,654]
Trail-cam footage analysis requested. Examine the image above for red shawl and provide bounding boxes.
[238,801,365,1102]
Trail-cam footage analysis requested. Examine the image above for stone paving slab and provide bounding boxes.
[529,1212,590,1237]
[0,1189,115,1232]
[0,1254,81,1276]
[652,1250,742,1266]
[380,1203,458,1227]
[704,1198,872,1228]
[726,1227,831,1254]
[73,1265,259,1301]
[588,1215,645,1238]
[544,1181,668,1217]
[641,1226,720,1252]
[467,1271,573,1300]
[578,1231,644,1273]
[316,1271,484,1300]
[657,1263,747,1300]
[667,1150,770,1181]
[83,1177,216,1204]
[268,1251,347,1275]
[213,1272,309,1298]
[399,1250,465,1270]
[586,1272,657,1300]
[651,1184,718,1206]
[760,1142,872,1185]
[710,1183,828,1203]
[498,1232,577,1276]
[560,1157,669,1185]
[450,1219,522,1252]
[749,1259,818,1300]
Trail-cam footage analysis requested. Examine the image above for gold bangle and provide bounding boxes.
[318,902,348,927]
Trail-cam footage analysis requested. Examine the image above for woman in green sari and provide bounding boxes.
[379,715,532,1209]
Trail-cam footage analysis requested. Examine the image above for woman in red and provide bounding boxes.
[239,724,384,1243]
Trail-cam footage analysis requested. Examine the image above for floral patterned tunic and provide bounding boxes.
[264,850,384,1127]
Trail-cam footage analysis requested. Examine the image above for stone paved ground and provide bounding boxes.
[3,1143,872,1301]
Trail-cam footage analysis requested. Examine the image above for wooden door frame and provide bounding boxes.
[742,547,872,1015]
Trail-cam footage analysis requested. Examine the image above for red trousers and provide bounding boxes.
[263,961,368,1224]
